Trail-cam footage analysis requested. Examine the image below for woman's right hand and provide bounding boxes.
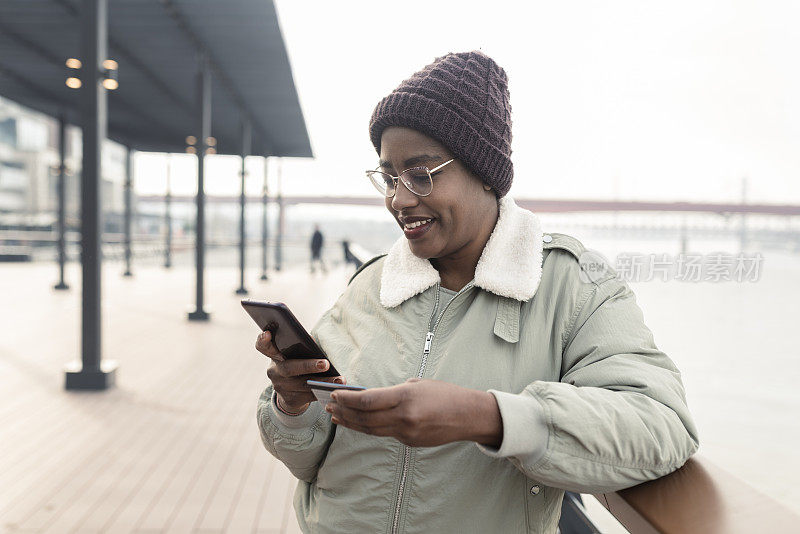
[255,330,345,414]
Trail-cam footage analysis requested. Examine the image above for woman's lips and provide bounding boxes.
[402,218,435,240]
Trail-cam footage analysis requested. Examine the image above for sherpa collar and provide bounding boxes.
[380,196,544,308]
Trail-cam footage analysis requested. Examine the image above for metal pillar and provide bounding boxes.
[740,176,748,252]
[259,156,269,281]
[188,56,211,321]
[54,114,69,290]
[164,154,172,268]
[66,0,117,390]
[235,120,251,295]
[123,146,133,277]
[274,158,283,271]
[680,216,688,255]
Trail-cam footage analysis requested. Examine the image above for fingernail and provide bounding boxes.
[316,360,328,370]
[330,392,338,401]
[325,404,333,413]
[334,377,344,384]
[331,417,340,425]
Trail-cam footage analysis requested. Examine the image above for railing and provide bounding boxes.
[594,454,799,533]
[0,230,195,261]
[561,454,800,533]
[0,230,318,262]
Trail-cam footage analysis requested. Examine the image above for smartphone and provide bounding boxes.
[307,379,367,406]
[241,299,340,377]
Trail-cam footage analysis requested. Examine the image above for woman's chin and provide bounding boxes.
[407,239,439,260]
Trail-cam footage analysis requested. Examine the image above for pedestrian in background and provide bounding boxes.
[310,224,327,273]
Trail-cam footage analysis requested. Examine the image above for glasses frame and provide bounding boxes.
[366,158,455,198]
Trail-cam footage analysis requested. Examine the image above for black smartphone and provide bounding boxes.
[241,299,340,378]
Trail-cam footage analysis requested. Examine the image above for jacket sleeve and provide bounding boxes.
[256,270,374,484]
[478,274,700,494]
[256,384,335,483]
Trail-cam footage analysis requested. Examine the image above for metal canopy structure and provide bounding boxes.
[0,0,312,158]
[0,0,311,390]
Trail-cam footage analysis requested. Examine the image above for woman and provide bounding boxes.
[256,51,699,533]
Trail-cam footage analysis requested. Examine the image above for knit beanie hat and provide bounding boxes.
[369,50,513,197]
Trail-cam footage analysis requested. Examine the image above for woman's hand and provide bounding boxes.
[326,378,503,448]
[255,330,345,414]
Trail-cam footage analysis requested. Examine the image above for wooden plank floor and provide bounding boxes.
[0,260,353,534]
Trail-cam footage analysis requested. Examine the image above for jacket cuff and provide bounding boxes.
[476,389,549,464]
[269,389,325,430]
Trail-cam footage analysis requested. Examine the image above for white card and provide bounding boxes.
[311,388,335,406]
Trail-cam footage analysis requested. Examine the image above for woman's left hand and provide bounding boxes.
[326,378,503,448]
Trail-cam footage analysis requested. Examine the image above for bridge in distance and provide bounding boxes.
[137,196,800,216]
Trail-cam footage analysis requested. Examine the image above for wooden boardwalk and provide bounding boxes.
[0,261,352,534]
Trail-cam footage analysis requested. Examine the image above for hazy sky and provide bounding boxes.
[136,0,800,204]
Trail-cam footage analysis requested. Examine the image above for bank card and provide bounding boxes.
[307,379,366,406]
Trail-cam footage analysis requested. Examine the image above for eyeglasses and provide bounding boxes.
[366,159,455,198]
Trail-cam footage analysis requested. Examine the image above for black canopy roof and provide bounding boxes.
[0,0,312,157]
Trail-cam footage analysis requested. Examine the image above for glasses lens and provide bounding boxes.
[367,171,395,197]
[401,168,432,196]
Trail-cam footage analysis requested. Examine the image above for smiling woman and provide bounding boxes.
[256,50,699,534]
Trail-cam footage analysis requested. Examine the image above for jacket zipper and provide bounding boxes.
[390,282,474,534]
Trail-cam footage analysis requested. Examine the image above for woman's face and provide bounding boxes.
[379,127,498,261]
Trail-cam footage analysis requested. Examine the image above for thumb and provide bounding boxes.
[405,377,422,383]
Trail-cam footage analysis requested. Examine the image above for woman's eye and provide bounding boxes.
[408,170,429,184]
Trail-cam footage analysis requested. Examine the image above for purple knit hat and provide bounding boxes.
[369,50,513,197]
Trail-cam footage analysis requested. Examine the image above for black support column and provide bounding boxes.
[235,120,250,295]
[259,156,269,281]
[164,154,172,268]
[188,56,211,321]
[66,0,117,390]
[54,113,69,291]
[123,146,133,277]
[274,158,283,272]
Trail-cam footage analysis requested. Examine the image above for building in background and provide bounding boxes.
[0,96,125,231]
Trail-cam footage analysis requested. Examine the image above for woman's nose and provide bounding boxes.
[390,178,419,211]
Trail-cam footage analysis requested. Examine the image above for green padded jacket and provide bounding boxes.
[257,196,699,534]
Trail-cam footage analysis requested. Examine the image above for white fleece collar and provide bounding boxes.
[380,196,544,308]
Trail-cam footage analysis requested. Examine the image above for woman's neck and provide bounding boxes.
[435,257,479,292]
[431,202,499,292]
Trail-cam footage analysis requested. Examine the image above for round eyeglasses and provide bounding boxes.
[365,159,455,198]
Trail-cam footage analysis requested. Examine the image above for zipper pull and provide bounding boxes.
[423,332,434,354]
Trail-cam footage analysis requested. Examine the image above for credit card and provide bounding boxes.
[307,380,366,406]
